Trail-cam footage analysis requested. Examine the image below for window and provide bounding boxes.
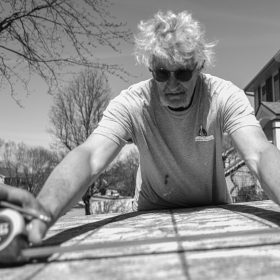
[261,84,266,101]
[266,77,273,101]
[273,73,280,101]
[255,86,261,109]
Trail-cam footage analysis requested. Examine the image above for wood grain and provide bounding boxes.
[2,200,280,280]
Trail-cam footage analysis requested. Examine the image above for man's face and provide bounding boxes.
[151,59,200,109]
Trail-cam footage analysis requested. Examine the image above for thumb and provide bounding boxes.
[26,219,50,245]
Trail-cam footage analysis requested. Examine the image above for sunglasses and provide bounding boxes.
[149,64,197,82]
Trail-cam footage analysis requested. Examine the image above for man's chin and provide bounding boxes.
[161,103,186,109]
[166,101,188,109]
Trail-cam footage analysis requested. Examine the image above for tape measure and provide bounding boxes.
[0,208,29,264]
[0,201,52,264]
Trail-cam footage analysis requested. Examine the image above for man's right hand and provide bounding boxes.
[0,183,52,245]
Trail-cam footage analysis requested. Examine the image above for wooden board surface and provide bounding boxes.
[2,200,280,280]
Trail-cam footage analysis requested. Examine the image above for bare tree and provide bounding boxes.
[49,68,110,150]
[49,68,111,214]
[0,0,132,102]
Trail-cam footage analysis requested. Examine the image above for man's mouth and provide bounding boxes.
[166,92,185,99]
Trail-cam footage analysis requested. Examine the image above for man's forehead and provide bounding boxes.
[152,57,195,69]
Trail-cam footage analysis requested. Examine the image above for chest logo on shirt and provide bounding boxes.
[195,125,214,142]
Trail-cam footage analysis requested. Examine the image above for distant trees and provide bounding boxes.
[0,0,131,102]
[49,68,110,151]
[104,146,139,197]
[2,141,24,186]
[1,140,59,195]
[92,145,139,198]
[49,68,111,214]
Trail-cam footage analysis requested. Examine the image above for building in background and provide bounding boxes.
[223,50,280,202]
[244,49,280,148]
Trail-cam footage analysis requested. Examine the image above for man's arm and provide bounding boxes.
[230,126,280,204]
[29,134,122,243]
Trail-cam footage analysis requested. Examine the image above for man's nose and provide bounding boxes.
[167,73,180,90]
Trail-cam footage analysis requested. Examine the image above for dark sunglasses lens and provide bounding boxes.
[175,69,193,82]
[154,69,170,82]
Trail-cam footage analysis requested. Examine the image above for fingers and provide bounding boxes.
[0,184,52,244]
[26,208,54,245]
[27,219,49,245]
[0,184,32,207]
[0,183,12,200]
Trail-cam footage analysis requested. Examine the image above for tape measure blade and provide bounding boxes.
[21,228,280,260]
[21,236,178,259]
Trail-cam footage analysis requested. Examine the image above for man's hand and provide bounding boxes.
[0,183,52,244]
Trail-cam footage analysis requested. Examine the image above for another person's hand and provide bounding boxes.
[0,183,52,244]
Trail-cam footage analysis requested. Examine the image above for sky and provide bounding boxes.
[1,0,280,149]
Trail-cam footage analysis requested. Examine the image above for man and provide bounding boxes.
[1,10,280,244]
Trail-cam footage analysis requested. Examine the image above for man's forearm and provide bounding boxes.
[253,144,280,204]
[36,146,97,222]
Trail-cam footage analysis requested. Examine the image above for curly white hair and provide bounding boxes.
[134,10,217,69]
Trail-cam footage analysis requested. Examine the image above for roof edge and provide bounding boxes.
[244,49,280,91]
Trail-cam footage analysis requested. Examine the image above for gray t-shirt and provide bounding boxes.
[93,73,260,210]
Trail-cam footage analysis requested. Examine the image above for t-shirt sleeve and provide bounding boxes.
[219,82,260,135]
[92,92,133,146]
